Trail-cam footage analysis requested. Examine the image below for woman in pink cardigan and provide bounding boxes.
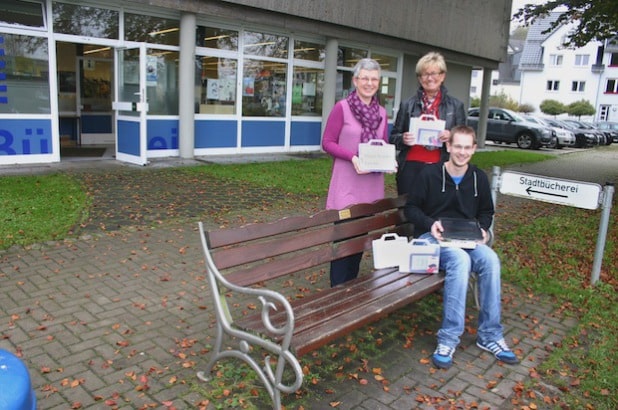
[322,58,390,286]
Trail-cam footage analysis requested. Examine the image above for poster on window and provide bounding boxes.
[146,56,158,86]
[243,77,254,96]
[219,78,235,102]
[207,79,220,100]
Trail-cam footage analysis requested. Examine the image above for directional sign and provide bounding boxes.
[499,171,602,210]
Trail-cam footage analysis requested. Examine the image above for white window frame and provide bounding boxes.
[571,81,585,92]
[549,54,563,66]
[547,80,560,91]
[574,54,589,67]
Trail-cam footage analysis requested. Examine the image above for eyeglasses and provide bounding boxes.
[356,76,380,84]
[450,144,475,151]
[419,72,444,79]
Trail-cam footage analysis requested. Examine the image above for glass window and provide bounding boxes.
[291,67,323,116]
[196,26,238,51]
[371,52,398,72]
[242,59,287,117]
[574,54,589,66]
[242,31,288,58]
[335,69,354,101]
[337,46,367,68]
[609,53,618,66]
[196,56,237,114]
[571,81,585,92]
[1,0,45,28]
[549,54,563,66]
[145,49,179,115]
[606,79,617,93]
[0,33,50,114]
[52,2,118,39]
[293,40,324,62]
[547,80,559,91]
[125,14,178,45]
[380,77,396,119]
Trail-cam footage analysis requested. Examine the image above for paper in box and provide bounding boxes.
[371,233,408,269]
[409,114,445,147]
[399,239,440,274]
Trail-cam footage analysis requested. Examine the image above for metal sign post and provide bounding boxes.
[591,184,615,284]
[492,167,613,285]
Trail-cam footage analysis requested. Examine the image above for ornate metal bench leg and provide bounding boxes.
[196,321,224,382]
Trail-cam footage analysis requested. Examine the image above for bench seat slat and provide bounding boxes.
[235,270,445,356]
[292,273,444,356]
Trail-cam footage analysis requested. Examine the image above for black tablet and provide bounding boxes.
[439,217,484,241]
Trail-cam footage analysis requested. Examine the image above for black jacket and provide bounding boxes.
[389,85,466,171]
[404,162,494,238]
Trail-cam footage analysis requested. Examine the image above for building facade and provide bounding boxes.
[518,12,618,121]
[0,0,512,166]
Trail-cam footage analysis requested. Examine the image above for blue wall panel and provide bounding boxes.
[117,120,140,156]
[147,119,178,150]
[82,114,113,133]
[0,119,52,155]
[290,121,321,146]
[195,120,237,148]
[241,121,285,147]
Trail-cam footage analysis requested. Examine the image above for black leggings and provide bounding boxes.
[330,253,363,287]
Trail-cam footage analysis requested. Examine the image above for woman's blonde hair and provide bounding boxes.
[416,51,447,76]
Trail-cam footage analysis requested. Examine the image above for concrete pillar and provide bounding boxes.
[321,38,339,137]
[477,68,492,149]
[178,12,196,159]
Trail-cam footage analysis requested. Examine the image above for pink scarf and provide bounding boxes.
[347,90,382,143]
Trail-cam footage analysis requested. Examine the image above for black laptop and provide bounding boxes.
[439,217,484,248]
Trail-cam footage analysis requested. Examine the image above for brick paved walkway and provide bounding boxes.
[2,147,615,409]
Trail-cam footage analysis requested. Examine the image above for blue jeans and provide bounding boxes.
[419,233,504,349]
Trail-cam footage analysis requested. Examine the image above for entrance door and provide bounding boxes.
[113,45,148,165]
[78,57,114,146]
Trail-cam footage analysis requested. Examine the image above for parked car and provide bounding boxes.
[467,107,553,150]
[593,122,618,143]
[521,115,558,148]
[587,122,615,145]
[560,119,602,147]
[522,115,558,148]
[535,117,577,148]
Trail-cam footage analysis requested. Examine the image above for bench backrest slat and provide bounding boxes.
[206,196,407,248]
[204,196,410,288]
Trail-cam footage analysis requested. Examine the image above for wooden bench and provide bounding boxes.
[195,195,447,409]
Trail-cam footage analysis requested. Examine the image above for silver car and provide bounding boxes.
[533,117,577,148]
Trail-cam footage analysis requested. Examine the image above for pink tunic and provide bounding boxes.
[322,99,389,210]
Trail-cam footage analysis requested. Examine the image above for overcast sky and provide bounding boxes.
[510,0,547,31]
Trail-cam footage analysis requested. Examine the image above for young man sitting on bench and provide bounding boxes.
[404,125,520,369]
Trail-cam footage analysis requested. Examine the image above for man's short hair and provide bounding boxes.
[449,125,477,145]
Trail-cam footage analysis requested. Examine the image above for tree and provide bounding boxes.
[489,91,519,111]
[540,99,566,116]
[513,0,618,48]
[517,103,535,114]
[567,100,595,119]
[510,26,529,41]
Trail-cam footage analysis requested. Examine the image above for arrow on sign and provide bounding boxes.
[525,187,568,198]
